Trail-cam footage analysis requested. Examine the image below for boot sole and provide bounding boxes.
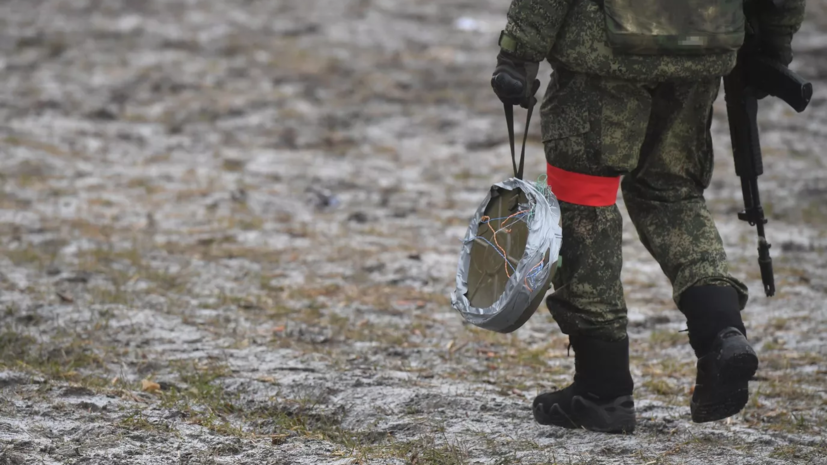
[691,351,758,423]
[535,396,636,434]
[721,351,759,384]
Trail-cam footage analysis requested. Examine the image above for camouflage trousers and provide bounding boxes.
[541,69,748,342]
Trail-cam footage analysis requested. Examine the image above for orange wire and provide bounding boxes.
[482,210,528,279]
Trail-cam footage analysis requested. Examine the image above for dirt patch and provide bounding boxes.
[1,0,826,464]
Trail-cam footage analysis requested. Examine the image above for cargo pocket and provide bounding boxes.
[540,77,591,173]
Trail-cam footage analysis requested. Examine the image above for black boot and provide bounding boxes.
[679,286,758,423]
[532,335,635,434]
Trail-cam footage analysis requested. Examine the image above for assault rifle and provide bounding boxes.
[723,36,812,297]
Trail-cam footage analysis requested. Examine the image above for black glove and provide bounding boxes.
[491,51,540,109]
[760,33,794,66]
[746,32,794,100]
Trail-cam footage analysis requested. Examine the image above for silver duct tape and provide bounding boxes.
[451,177,563,333]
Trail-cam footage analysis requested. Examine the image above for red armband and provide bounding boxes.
[547,164,620,207]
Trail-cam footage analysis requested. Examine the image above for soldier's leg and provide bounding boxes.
[533,70,651,433]
[620,77,757,423]
[546,202,625,340]
[620,77,748,310]
[542,71,653,343]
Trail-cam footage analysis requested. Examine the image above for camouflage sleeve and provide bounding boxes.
[503,0,574,62]
[755,0,806,40]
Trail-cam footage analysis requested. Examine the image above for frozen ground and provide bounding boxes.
[0,0,826,464]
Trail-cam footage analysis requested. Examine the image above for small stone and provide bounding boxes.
[59,386,94,397]
[347,211,369,223]
[157,381,179,392]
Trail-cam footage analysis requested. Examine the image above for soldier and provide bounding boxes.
[491,0,805,433]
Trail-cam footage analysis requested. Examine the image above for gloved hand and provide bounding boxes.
[759,32,794,66]
[746,32,794,100]
[491,51,540,109]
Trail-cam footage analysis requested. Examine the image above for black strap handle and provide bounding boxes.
[504,88,537,180]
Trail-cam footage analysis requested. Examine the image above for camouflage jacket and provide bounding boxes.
[503,0,806,81]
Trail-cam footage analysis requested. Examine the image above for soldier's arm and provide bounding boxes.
[754,0,806,64]
[501,0,574,62]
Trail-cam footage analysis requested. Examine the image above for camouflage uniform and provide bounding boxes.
[502,0,806,341]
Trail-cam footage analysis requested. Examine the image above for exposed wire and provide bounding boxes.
[481,210,528,278]
[469,175,554,292]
